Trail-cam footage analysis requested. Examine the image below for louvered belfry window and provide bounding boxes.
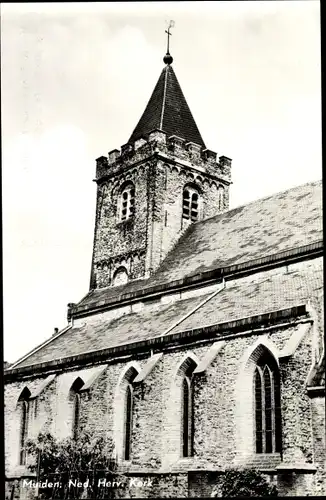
[182,375,194,457]
[254,353,282,454]
[183,186,200,222]
[120,183,135,222]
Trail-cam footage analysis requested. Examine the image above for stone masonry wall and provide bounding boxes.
[311,396,326,495]
[91,133,231,288]
[149,160,226,274]
[92,163,150,288]
[5,322,324,497]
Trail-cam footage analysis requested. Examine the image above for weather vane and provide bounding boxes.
[164,20,175,65]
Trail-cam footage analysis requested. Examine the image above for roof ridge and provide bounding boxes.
[159,66,168,130]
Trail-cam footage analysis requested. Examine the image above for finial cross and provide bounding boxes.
[165,20,175,54]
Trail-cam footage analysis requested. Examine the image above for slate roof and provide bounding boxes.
[128,64,206,147]
[77,179,322,311]
[149,179,322,285]
[13,261,322,369]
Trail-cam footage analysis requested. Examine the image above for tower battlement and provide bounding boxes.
[96,130,232,185]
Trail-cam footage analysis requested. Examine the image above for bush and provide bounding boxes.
[212,468,278,497]
[25,432,116,499]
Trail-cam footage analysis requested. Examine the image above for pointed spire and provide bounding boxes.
[128,23,206,148]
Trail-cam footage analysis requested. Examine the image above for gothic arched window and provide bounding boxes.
[73,392,81,441]
[70,378,84,441]
[112,266,129,287]
[254,352,282,454]
[18,388,31,465]
[124,383,133,460]
[182,372,194,457]
[182,185,200,222]
[114,363,140,462]
[119,183,135,222]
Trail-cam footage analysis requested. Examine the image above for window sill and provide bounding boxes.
[276,463,317,474]
[116,218,135,227]
[170,456,203,473]
[117,460,133,472]
[8,465,36,478]
[235,452,282,471]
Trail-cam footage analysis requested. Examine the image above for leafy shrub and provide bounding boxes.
[25,432,116,499]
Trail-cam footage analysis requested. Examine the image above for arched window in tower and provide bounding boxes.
[182,372,194,457]
[182,185,200,222]
[254,352,282,454]
[112,266,129,287]
[18,388,31,465]
[119,183,135,222]
[124,383,133,460]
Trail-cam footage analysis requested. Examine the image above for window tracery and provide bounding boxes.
[182,186,200,222]
[254,353,282,454]
[119,183,135,222]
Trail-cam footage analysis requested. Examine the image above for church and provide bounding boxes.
[4,35,324,499]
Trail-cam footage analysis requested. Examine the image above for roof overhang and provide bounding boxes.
[4,304,310,382]
[73,241,323,319]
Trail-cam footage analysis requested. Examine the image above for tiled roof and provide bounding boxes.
[150,179,322,286]
[128,64,206,147]
[77,180,322,311]
[14,262,322,368]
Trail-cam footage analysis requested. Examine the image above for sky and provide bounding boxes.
[1,1,321,363]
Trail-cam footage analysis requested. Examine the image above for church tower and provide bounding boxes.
[90,35,232,290]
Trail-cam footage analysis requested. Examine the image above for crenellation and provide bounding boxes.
[95,135,232,188]
[186,141,202,161]
[202,148,217,163]
[134,137,147,150]
[108,149,120,164]
[95,155,109,178]
[148,129,167,145]
[219,155,232,178]
[121,142,134,156]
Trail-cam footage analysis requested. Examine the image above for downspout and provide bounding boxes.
[162,278,226,336]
